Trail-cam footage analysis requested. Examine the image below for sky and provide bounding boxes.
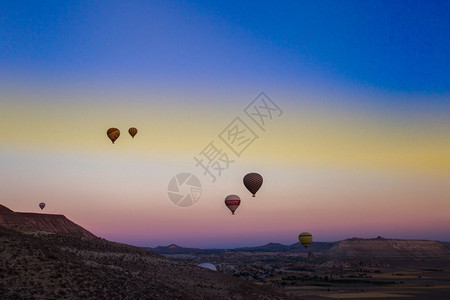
[1,1,449,248]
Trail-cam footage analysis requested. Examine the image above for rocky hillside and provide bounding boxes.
[318,237,450,267]
[0,204,95,239]
[0,204,285,299]
[442,242,450,251]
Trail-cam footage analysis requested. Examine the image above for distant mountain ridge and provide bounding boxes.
[0,204,96,239]
[149,238,450,263]
[151,244,217,254]
[150,244,227,255]
[148,241,335,254]
[234,241,334,253]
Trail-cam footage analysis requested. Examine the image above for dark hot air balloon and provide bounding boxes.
[39,202,45,210]
[107,128,120,144]
[225,195,241,215]
[298,232,313,248]
[243,173,263,197]
[128,127,138,138]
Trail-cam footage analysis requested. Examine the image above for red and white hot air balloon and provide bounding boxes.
[243,173,263,197]
[225,195,241,215]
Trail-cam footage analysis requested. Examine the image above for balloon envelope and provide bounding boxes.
[243,173,263,197]
[298,232,313,248]
[225,195,241,215]
[128,127,138,138]
[39,202,45,210]
[107,128,120,144]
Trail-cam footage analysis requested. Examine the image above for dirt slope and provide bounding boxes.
[0,204,95,239]
[0,204,285,299]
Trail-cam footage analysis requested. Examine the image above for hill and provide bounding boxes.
[317,237,450,267]
[0,205,285,299]
[149,242,334,255]
[150,244,224,255]
[0,204,95,239]
[234,242,334,253]
[442,242,450,251]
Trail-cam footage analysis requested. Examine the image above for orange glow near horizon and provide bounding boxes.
[1,83,449,248]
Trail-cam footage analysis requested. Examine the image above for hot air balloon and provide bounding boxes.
[298,232,313,248]
[243,173,263,197]
[107,128,120,144]
[128,127,138,138]
[39,202,45,210]
[225,195,241,215]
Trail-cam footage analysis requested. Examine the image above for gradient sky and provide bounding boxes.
[1,1,449,248]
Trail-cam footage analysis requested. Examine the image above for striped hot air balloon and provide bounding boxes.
[298,232,313,248]
[107,128,120,144]
[128,127,138,138]
[243,173,263,197]
[225,195,241,215]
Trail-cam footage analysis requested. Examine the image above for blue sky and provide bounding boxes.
[1,1,449,96]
